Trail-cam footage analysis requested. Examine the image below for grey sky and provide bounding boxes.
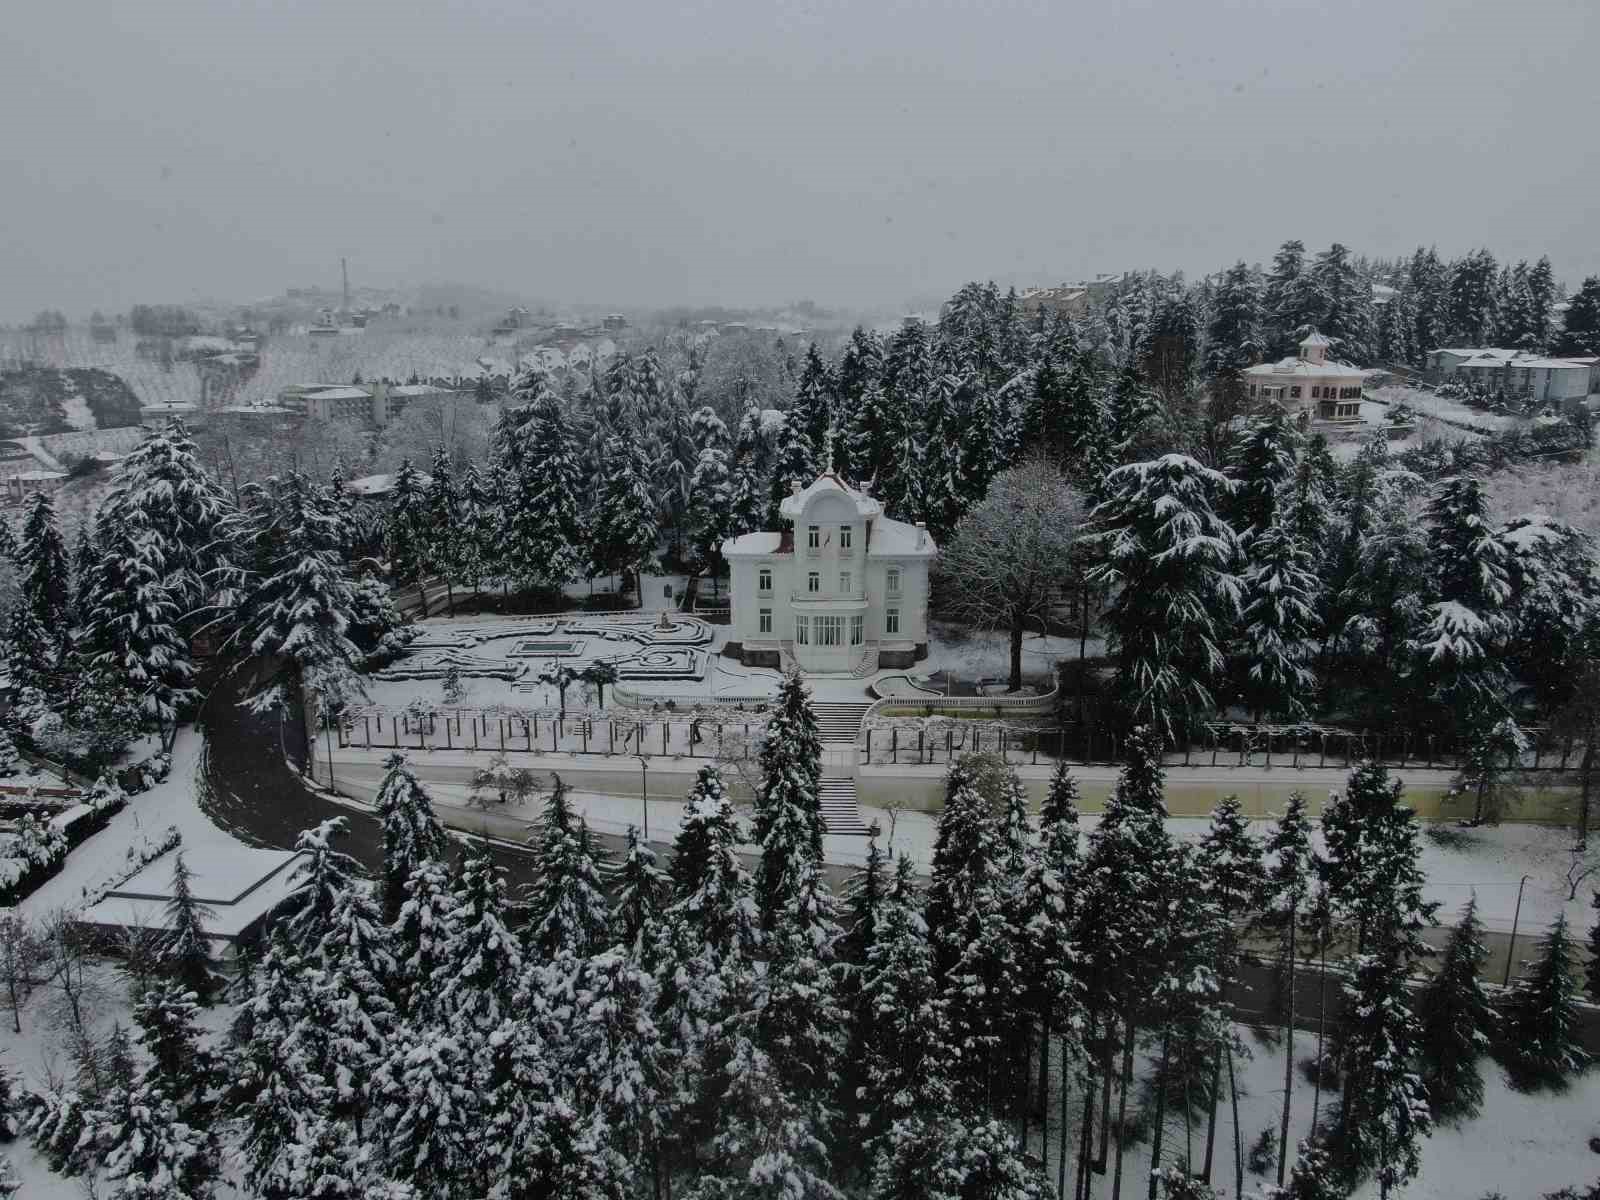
[3,0,1594,320]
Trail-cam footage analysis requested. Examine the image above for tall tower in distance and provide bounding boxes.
[341,256,350,315]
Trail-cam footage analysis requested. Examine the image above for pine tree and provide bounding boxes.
[423,444,461,613]
[430,841,523,1034]
[846,381,901,491]
[282,818,368,954]
[1552,276,1600,357]
[686,446,733,577]
[8,489,71,686]
[522,775,612,962]
[312,883,398,1134]
[1263,240,1311,354]
[1446,248,1499,345]
[384,459,430,611]
[589,424,659,596]
[1237,513,1321,721]
[1527,256,1557,349]
[459,460,501,596]
[1087,455,1242,740]
[792,343,836,458]
[392,855,456,1020]
[95,984,222,1200]
[377,1025,475,1199]
[374,753,449,924]
[162,852,219,1004]
[498,374,590,591]
[766,410,818,529]
[84,519,196,751]
[1415,894,1494,1120]
[1307,243,1376,364]
[753,671,826,933]
[1206,261,1264,376]
[1262,793,1318,1185]
[231,472,367,714]
[1226,403,1298,544]
[664,765,757,962]
[1588,889,1600,1004]
[611,824,668,959]
[835,836,888,1161]
[1498,913,1591,1092]
[870,1115,1049,1200]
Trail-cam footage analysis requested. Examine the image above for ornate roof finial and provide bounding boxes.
[823,425,835,475]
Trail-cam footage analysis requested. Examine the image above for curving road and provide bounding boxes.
[195,669,545,892]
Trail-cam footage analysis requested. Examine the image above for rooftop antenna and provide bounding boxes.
[341,257,350,314]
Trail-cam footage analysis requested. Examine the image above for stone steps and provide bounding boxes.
[817,776,871,837]
[811,701,872,745]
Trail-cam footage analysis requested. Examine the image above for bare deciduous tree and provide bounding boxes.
[0,913,42,1034]
[934,458,1088,692]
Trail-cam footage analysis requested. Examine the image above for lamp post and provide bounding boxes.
[636,754,650,842]
[1502,874,1532,988]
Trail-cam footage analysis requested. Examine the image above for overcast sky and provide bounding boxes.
[3,0,1594,321]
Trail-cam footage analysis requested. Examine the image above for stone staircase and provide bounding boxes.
[817,776,871,836]
[812,701,872,745]
[850,643,881,679]
[779,639,797,673]
[811,700,874,836]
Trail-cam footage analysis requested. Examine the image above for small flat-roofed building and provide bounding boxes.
[1242,331,1366,425]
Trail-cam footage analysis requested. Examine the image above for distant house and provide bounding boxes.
[1018,286,1090,320]
[342,471,433,502]
[4,471,68,504]
[1426,346,1599,406]
[602,313,628,331]
[140,402,202,429]
[1242,331,1366,425]
[276,381,456,427]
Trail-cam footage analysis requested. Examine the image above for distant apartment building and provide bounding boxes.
[1242,331,1366,425]
[602,313,628,331]
[1017,285,1090,320]
[275,381,458,427]
[1425,347,1599,406]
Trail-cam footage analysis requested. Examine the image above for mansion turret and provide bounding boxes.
[722,471,935,675]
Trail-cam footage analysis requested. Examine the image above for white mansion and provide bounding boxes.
[1243,331,1366,425]
[723,471,936,675]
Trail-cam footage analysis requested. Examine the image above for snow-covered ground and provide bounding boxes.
[923,623,1104,686]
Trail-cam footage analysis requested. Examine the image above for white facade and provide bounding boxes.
[1242,331,1366,424]
[1427,347,1598,406]
[723,472,936,674]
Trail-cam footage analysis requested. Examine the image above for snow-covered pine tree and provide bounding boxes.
[458,460,501,596]
[1262,792,1318,1185]
[1446,248,1499,346]
[665,764,758,962]
[1086,455,1242,741]
[1415,893,1494,1120]
[686,446,733,578]
[310,882,398,1135]
[793,343,837,459]
[230,471,367,715]
[1410,475,1512,735]
[282,817,368,953]
[1319,762,1436,959]
[94,984,222,1200]
[384,459,431,613]
[1328,942,1430,1196]
[161,852,219,1004]
[1497,912,1590,1091]
[753,670,825,933]
[1226,402,1298,545]
[1206,261,1264,377]
[834,836,887,1164]
[611,824,668,959]
[375,1023,476,1199]
[522,775,612,962]
[765,410,818,529]
[589,424,660,598]
[500,374,590,592]
[1306,243,1376,365]
[923,756,1025,1114]
[566,945,668,1194]
[8,489,71,686]
[427,840,524,1036]
[423,444,461,614]
[374,753,449,924]
[1236,510,1321,721]
[1588,890,1600,1003]
[846,381,900,493]
[392,855,456,1020]
[858,855,953,1144]
[84,520,196,751]
[869,1115,1049,1200]
[1271,1138,1342,1200]
[1262,240,1310,355]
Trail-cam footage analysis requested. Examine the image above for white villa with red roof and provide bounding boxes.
[722,470,936,675]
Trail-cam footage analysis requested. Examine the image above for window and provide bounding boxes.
[839,524,852,550]
[816,616,843,646]
[886,607,900,635]
[886,568,901,596]
[839,570,852,593]
[757,567,772,592]
[795,616,809,645]
[850,614,864,645]
[1289,385,1301,399]
[807,525,820,551]
[758,608,772,634]
[1248,384,1257,397]
[807,571,820,593]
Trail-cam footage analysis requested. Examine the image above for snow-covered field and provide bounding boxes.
[924,623,1104,686]
[1370,383,1526,433]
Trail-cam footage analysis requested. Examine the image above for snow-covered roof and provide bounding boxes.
[389,384,457,397]
[723,531,782,557]
[778,471,883,521]
[79,847,306,942]
[868,516,936,558]
[1298,332,1332,348]
[305,386,372,401]
[1499,357,1591,371]
[345,472,433,497]
[1243,358,1365,379]
[1433,347,1519,361]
